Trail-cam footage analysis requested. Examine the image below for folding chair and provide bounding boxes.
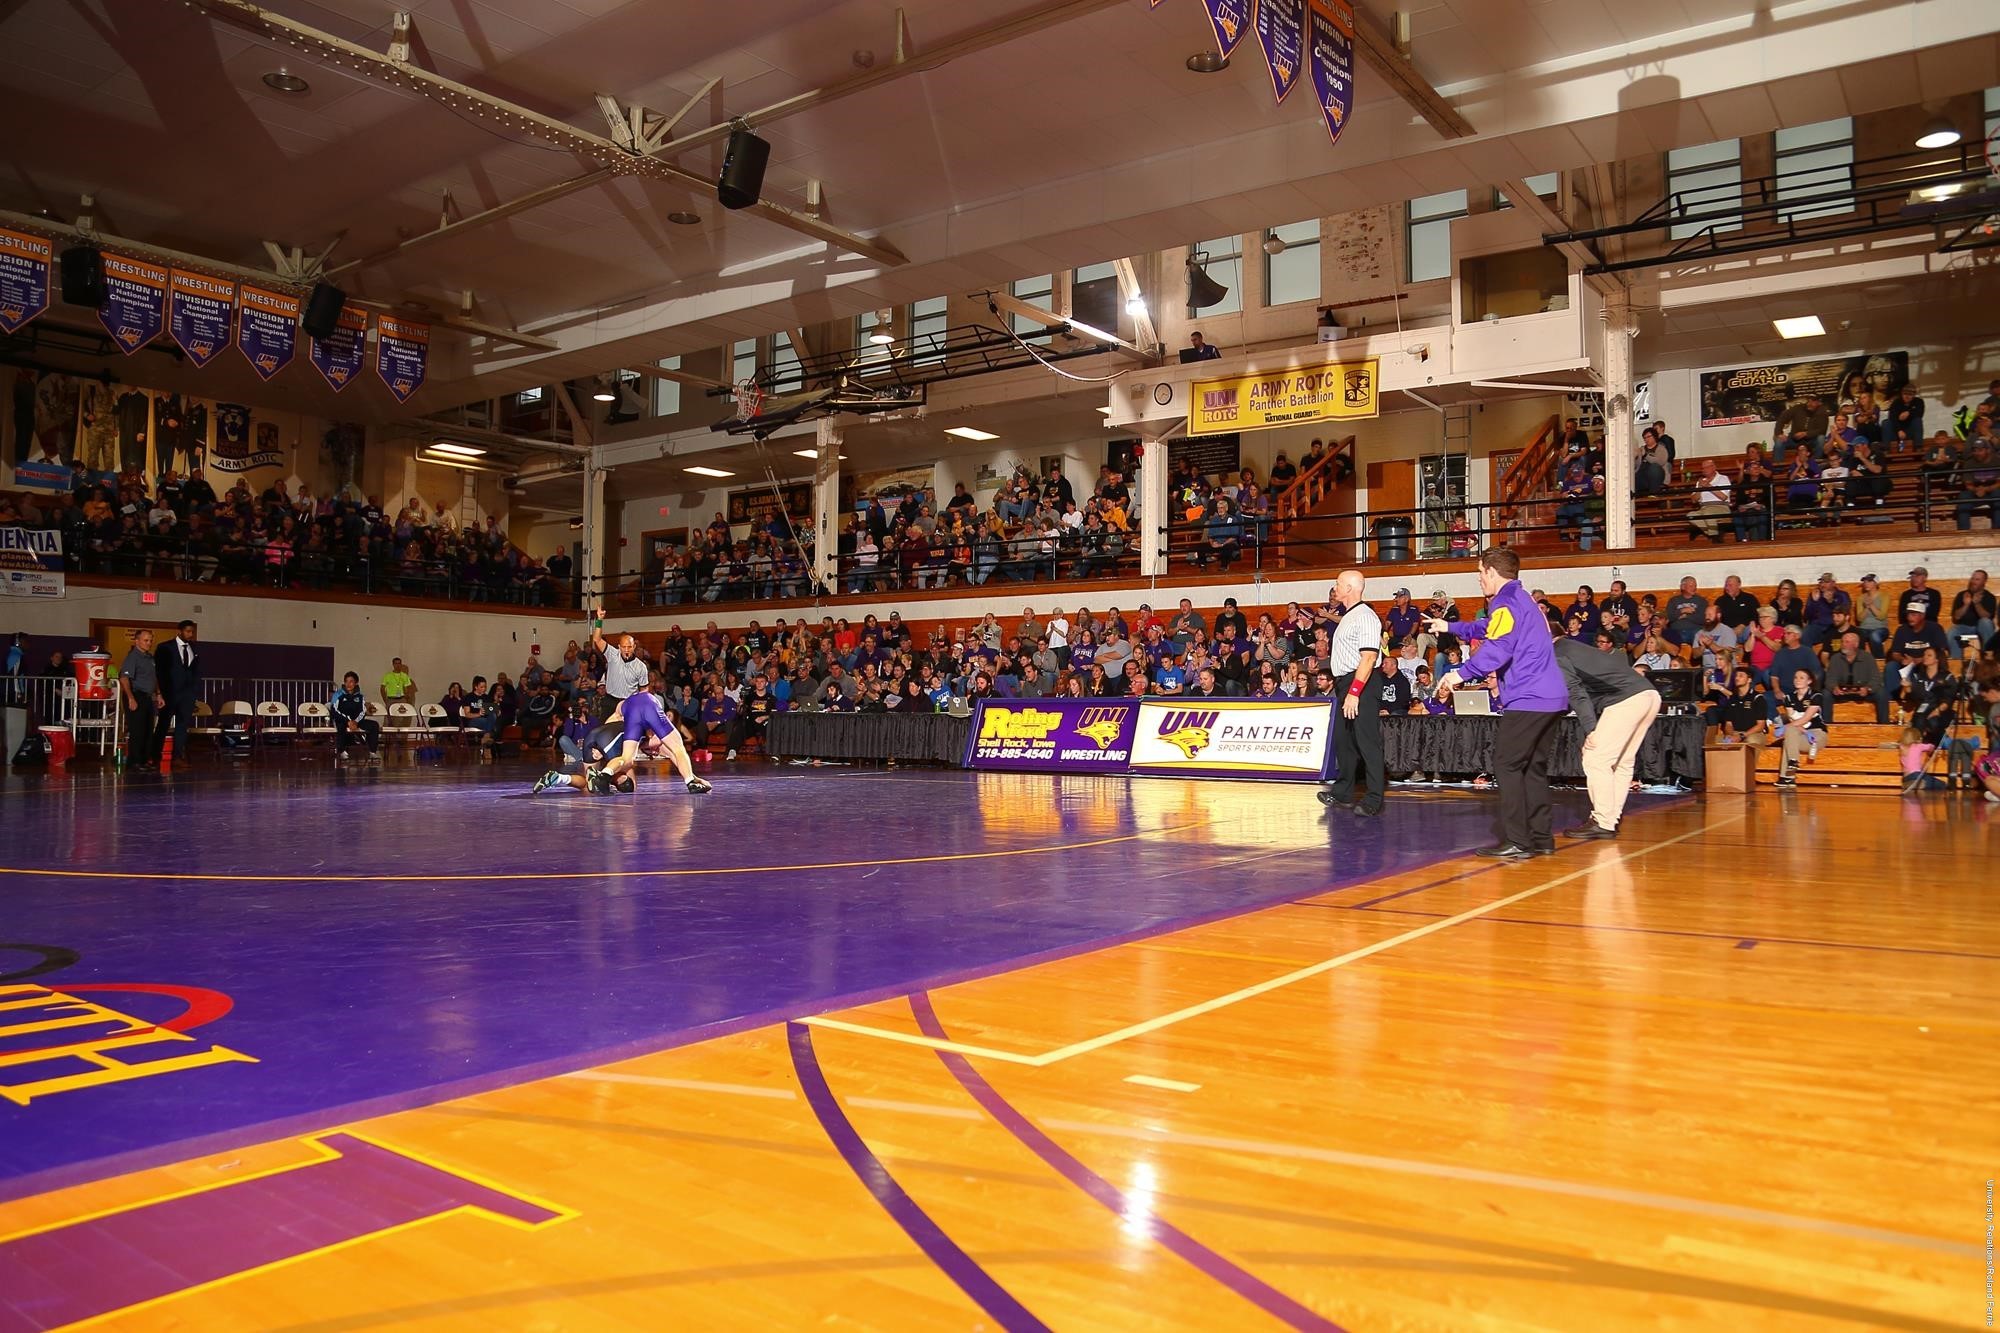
[255,700,297,750]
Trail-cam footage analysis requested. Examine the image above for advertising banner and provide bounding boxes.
[0,228,52,335]
[963,699,1138,774]
[236,285,299,380]
[1255,0,1306,104]
[1201,0,1251,58]
[10,459,72,493]
[310,304,368,392]
[206,402,285,478]
[376,314,430,403]
[98,254,168,354]
[0,526,64,599]
[727,481,813,531]
[169,269,234,367]
[1698,351,1908,428]
[1307,0,1357,149]
[1128,698,1335,779]
[1189,358,1378,436]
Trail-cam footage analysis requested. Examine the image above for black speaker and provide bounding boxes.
[60,246,104,308]
[302,282,346,339]
[717,128,770,211]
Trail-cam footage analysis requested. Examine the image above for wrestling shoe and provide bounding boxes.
[584,766,614,795]
[686,776,713,794]
[614,774,637,794]
[531,769,564,795]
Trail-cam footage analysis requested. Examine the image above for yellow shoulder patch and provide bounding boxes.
[1487,607,1515,638]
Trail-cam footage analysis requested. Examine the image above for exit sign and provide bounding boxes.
[140,591,158,605]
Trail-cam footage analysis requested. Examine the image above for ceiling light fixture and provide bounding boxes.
[944,426,998,441]
[1262,232,1288,256]
[1772,315,1825,340]
[1914,115,1961,150]
[262,69,310,94]
[591,385,617,402]
[1186,52,1229,74]
[684,465,735,478]
[868,308,895,344]
[792,449,848,459]
[1125,295,1148,318]
[426,442,487,458]
[667,210,701,226]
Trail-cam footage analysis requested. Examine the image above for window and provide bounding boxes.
[1263,222,1318,306]
[1187,236,1242,316]
[514,387,545,407]
[1665,139,1742,240]
[1774,117,1854,224]
[652,356,681,417]
[909,296,947,367]
[1406,191,1467,283]
[1071,260,1120,331]
[770,332,802,391]
[1985,87,1999,141]
[730,339,758,386]
[1494,173,1560,209]
[1009,274,1053,336]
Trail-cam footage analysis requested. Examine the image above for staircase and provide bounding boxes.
[1270,434,1357,569]
[1492,415,1561,545]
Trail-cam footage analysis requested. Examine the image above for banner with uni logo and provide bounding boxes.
[1189,358,1379,436]
[1307,0,1357,149]
[1129,698,1336,779]
[0,228,52,335]
[1256,0,1306,104]
[310,304,369,393]
[1200,0,1251,58]
[169,270,235,367]
[236,285,300,380]
[98,254,168,354]
[375,314,429,403]
[963,699,1138,773]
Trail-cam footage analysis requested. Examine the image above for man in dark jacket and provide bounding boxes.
[151,619,200,765]
[1554,637,1661,840]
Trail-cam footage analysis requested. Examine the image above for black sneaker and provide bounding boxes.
[1565,823,1617,840]
[1317,788,1355,809]
[531,769,564,795]
[584,766,614,795]
[1775,775,1797,788]
[686,776,713,794]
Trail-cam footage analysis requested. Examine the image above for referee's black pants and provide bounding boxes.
[1492,709,1564,849]
[1325,671,1385,809]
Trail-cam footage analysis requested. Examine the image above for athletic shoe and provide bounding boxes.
[585,766,614,795]
[1354,800,1384,817]
[686,777,713,794]
[1984,790,1998,803]
[1565,823,1617,840]
[726,748,737,760]
[531,769,563,795]
[1774,775,1796,788]
[1317,788,1355,809]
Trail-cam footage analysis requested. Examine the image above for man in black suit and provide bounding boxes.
[152,619,201,765]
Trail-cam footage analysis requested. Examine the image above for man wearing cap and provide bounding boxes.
[1214,596,1248,643]
[1435,549,1569,860]
[1384,588,1423,646]
[1554,635,1661,840]
[1899,568,1941,624]
[1317,569,1387,817]
[1802,574,1850,651]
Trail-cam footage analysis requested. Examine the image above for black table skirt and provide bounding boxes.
[768,712,972,764]
[1380,714,1705,784]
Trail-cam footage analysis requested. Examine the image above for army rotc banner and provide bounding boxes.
[169,270,234,367]
[1201,0,1250,58]
[310,304,368,392]
[0,228,52,335]
[1308,0,1357,149]
[1255,0,1306,104]
[1189,358,1379,436]
[237,285,299,380]
[98,253,167,354]
[376,315,429,403]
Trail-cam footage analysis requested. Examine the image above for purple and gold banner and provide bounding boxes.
[1256,0,1307,104]
[98,254,167,355]
[1201,0,1251,58]
[169,270,234,367]
[962,698,1138,774]
[236,285,299,380]
[1307,0,1357,149]
[0,228,52,335]
[1129,698,1336,780]
[310,304,368,393]
[375,314,429,403]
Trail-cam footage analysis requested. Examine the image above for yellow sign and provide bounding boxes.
[1189,358,1379,436]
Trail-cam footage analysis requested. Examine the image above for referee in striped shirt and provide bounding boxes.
[1318,568,1387,816]
[592,624,651,722]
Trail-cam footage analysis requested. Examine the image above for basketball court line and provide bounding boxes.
[802,813,1746,1067]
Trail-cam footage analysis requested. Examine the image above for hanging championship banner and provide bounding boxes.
[376,315,429,403]
[168,270,234,367]
[310,304,368,392]
[1189,359,1379,435]
[98,254,167,354]
[1201,0,1250,58]
[1256,0,1306,104]
[1307,0,1357,148]
[236,285,299,380]
[0,228,52,335]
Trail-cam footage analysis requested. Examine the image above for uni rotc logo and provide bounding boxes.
[1156,709,1219,759]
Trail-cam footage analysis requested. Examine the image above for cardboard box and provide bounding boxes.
[1703,743,1756,792]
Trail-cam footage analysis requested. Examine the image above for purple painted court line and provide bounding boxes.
[0,1132,560,1333]
[0,767,1588,1203]
[910,992,1344,1333]
[786,1022,1048,1332]
[1347,906,2000,961]
[1736,940,1760,950]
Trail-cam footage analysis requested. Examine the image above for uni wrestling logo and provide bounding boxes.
[1074,707,1127,752]
[979,707,1063,743]
[1156,709,1219,758]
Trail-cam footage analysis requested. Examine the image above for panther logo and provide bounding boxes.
[1155,709,1220,759]
[1075,708,1126,752]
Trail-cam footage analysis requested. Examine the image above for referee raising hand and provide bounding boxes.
[1318,568,1387,816]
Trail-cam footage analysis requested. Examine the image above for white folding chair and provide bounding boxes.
[255,700,297,749]
[189,700,222,749]
[217,700,256,756]
[296,700,337,751]
[388,701,422,746]
[419,703,460,754]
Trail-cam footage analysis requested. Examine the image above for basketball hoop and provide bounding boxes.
[734,378,766,422]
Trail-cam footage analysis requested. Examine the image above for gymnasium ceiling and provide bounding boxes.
[1,0,1997,422]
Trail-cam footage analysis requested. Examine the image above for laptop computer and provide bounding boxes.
[1449,689,1493,716]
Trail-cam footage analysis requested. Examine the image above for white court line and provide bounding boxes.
[803,813,1745,1068]
[1124,1074,1203,1093]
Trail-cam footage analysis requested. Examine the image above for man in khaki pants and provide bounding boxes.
[1553,637,1663,840]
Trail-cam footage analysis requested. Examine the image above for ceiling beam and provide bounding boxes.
[323,169,620,280]
[1498,177,1624,298]
[1349,8,1474,140]
[1111,257,1159,357]
[184,0,906,268]
[986,290,1149,363]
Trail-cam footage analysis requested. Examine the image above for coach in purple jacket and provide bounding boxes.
[1436,549,1570,860]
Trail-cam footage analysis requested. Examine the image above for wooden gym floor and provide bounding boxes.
[0,766,1992,1331]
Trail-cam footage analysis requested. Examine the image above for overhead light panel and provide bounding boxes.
[262,69,309,94]
[427,442,487,457]
[1185,52,1228,74]
[684,465,735,478]
[1772,316,1825,340]
[1915,115,1961,149]
[944,427,998,441]
[1125,295,1148,318]
[792,449,848,459]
